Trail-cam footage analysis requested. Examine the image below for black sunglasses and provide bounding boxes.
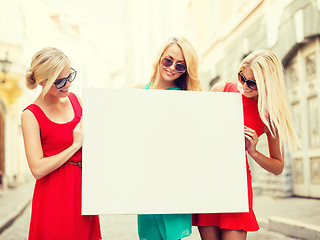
[238,71,257,90]
[54,68,77,89]
[160,57,186,74]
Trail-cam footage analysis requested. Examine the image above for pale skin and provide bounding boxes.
[21,64,83,179]
[135,43,186,89]
[157,43,186,89]
[198,67,284,240]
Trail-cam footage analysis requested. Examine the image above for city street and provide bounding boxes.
[0,202,301,240]
[1,0,320,239]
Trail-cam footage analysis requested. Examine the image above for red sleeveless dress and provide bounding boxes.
[192,82,265,231]
[24,93,101,240]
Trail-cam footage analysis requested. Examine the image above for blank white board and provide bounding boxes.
[82,88,248,215]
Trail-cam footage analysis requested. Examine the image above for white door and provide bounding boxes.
[286,38,320,198]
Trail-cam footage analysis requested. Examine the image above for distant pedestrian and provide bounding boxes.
[137,37,202,240]
[21,47,101,240]
[192,50,298,240]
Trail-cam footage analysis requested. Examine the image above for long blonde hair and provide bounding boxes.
[25,47,70,98]
[239,50,297,151]
[150,37,201,91]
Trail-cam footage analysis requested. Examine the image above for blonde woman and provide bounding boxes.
[193,50,297,240]
[137,37,201,240]
[21,47,101,240]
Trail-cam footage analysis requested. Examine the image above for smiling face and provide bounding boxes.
[45,64,73,98]
[237,67,259,100]
[158,43,186,88]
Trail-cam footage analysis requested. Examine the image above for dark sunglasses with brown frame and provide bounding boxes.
[238,70,257,90]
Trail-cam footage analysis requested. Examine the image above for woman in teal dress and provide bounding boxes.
[137,37,202,240]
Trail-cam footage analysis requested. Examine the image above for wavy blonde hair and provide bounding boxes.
[149,37,201,91]
[25,47,70,98]
[239,50,297,151]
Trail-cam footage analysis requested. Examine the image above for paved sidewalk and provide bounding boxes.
[254,195,320,240]
[0,179,320,239]
[0,178,34,234]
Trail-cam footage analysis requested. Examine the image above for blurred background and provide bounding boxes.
[0,0,320,219]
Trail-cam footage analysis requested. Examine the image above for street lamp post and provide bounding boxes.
[0,51,12,84]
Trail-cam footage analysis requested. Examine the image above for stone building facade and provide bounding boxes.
[192,0,320,198]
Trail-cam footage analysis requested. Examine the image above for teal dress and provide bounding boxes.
[137,82,192,240]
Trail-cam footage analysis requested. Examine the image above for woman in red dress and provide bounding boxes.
[21,47,101,240]
[192,50,297,240]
